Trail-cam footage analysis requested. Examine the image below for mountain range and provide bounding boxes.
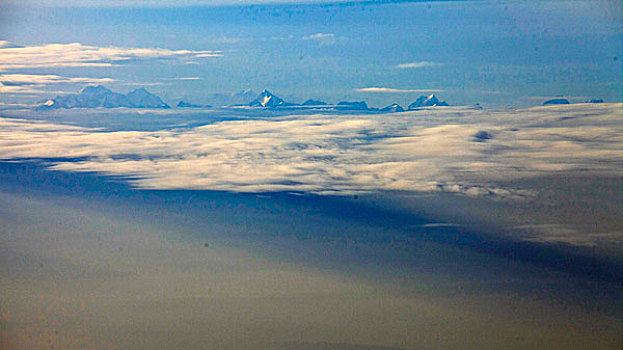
[249,89,289,107]
[205,89,257,107]
[38,86,170,109]
[36,86,455,113]
[177,101,210,108]
[243,90,439,113]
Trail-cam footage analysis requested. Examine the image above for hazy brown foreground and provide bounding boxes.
[0,164,621,350]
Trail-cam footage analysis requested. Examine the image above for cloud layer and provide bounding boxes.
[0,42,222,71]
[0,74,118,95]
[0,74,116,85]
[396,61,442,69]
[356,87,444,93]
[302,33,335,40]
[0,104,621,200]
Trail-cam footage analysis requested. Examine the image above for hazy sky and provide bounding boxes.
[1,0,621,107]
[1,2,622,348]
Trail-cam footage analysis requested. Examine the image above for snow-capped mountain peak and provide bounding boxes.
[249,89,285,107]
[408,94,449,109]
[37,85,169,109]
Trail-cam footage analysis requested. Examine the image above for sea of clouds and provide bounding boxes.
[0,103,621,198]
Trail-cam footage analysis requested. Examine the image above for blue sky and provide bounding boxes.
[1,3,622,348]
[0,0,621,107]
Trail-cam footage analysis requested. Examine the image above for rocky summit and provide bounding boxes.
[38,85,170,109]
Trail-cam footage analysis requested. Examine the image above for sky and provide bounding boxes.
[0,0,621,108]
[1,2,622,349]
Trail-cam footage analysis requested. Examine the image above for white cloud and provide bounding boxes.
[302,33,335,40]
[270,35,295,41]
[396,61,442,69]
[0,74,118,95]
[302,33,337,45]
[356,87,444,93]
[0,84,50,95]
[475,90,501,95]
[0,104,621,203]
[213,36,242,44]
[0,41,222,72]
[0,40,18,48]
[0,74,116,85]
[118,82,171,86]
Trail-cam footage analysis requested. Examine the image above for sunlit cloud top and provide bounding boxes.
[0,74,116,85]
[0,42,222,72]
[0,104,621,200]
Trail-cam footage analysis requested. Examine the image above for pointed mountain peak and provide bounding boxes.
[380,103,404,112]
[80,85,112,95]
[249,89,285,107]
[127,87,152,97]
[38,85,169,109]
[408,94,448,109]
[127,88,169,108]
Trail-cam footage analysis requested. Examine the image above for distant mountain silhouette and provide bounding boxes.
[408,94,448,109]
[249,90,288,107]
[380,103,404,112]
[336,101,368,110]
[206,89,256,107]
[302,99,328,106]
[543,98,570,105]
[177,100,207,108]
[38,85,169,109]
[126,88,169,108]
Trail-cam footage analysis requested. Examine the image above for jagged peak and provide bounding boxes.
[127,87,152,96]
[80,85,112,95]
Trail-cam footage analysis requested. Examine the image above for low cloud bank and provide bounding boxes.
[0,104,621,199]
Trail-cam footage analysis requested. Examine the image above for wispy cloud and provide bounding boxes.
[0,40,18,48]
[118,82,171,86]
[302,33,335,40]
[0,74,117,95]
[0,74,115,86]
[475,90,501,95]
[302,33,337,45]
[213,36,242,44]
[0,41,222,71]
[0,84,50,95]
[513,224,623,247]
[396,61,442,69]
[270,35,295,41]
[356,87,444,93]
